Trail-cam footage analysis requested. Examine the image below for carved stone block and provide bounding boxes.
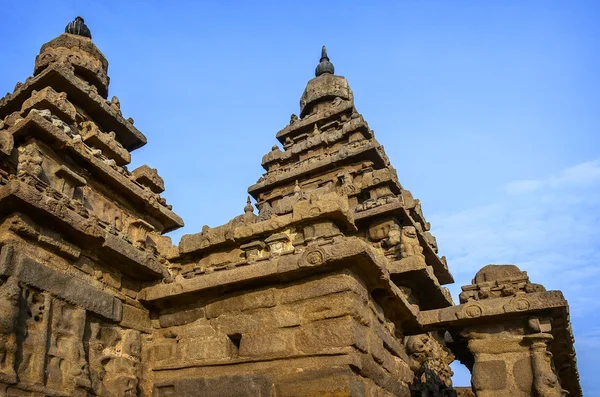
[131,165,164,193]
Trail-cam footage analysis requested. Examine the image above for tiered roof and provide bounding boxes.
[0,17,184,281]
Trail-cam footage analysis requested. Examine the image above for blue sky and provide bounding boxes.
[1,0,598,393]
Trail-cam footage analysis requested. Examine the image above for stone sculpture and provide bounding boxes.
[0,277,20,384]
[400,225,424,258]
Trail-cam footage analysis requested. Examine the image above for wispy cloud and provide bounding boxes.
[505,160,600,195]
[433,160,600,392]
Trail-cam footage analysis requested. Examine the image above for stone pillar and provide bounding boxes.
[451,265,572,397]
[465,328,533,397]
[464,328,567,397]
[525,333,564,397]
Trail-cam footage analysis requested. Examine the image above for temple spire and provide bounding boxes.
[315,45,335,77]
[65,16,92,39]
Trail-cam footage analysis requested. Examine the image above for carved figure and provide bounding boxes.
[405,333,454,397]
[89,325,140,397]
[531,338,563,397]
[17,145,43,178]
[51,115,72,135]
[17,287,47,384]
[339,172,356,196]
[0,128,13,156]
[47,302,90,391]
[110,96,122,114]
[382,223,401,249]
[0,277,21,384]
[258,201,275,222]
[400,226,423,258]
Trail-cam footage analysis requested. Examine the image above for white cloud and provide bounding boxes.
[505,160,600,194]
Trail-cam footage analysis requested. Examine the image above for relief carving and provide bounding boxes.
[528,335,564,397]
[17,286,49,385]
[46,300,90,391]
[400,226,424,259]
[89,324,140,397]
[0,277,20,384]
[17,145,43,178]
[405,333,455,397]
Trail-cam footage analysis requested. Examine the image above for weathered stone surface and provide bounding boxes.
[21,86,77,123]
[120,303,151,333]
[296,316,367,354]
[0,245,121,321]
[472,360,507,391]
[132,164,165,193]
[153,375,273,397]
[159,308,205,328]
[274,368,367,397]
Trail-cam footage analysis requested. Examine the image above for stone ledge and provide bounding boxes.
[0,179,167,280]
[275,100,354,143]
[263,115,370,169]
[418,290,567,329]
[248,140,387,197]
[142,238,421,332]
[6,112,183,232]
[0,244,122,321]
[0,64,146,151]
[179,193,354,256]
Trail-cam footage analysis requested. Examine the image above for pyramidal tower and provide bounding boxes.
[0,19,580,397]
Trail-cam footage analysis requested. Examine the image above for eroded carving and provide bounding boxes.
[0,277,20,384]
[46,300,90,391]
[89,323,141,397]
[17,144,43,178]
[400,226,423,259]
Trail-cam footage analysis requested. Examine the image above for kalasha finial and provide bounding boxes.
[315,45,335,77]
[65,16,92,39]
[244,196,254,213]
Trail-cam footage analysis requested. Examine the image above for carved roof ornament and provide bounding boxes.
[315,46,335,77]
[65,16,92,39]
[244,196,254,213]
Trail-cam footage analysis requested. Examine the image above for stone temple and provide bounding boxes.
[0,17,581,397]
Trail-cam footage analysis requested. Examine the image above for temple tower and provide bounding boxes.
[148,47,458,397]
[0,17,183,396]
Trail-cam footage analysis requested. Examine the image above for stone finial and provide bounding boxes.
[294,180,301,195]
[244,196,254,213]
[65,16,92,39]
[315,46,335,77]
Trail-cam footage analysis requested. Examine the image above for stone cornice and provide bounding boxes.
[0,64,146,151]
[6,111,183,232]
[0,177,167,280]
